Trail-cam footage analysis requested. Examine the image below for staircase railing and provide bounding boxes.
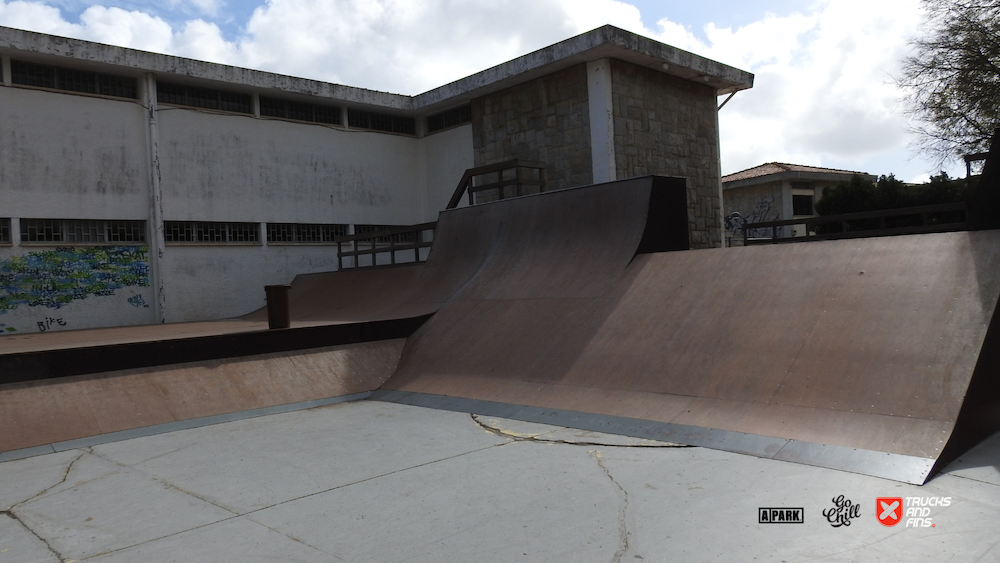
[445,159,546,209]
[335,222,437,269]
[337,160,547,269]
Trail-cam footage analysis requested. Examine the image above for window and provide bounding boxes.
[20,219,146,244]
[353,224,418,244]
[0,219,10,243]
[163,221,259,243]
[260,97,341,125]
[347,109,416,135]
[792,194,815,216]
[11,60,138,99]
[267,223,347,243]
[156,82,252,114]
[427,105,472,133]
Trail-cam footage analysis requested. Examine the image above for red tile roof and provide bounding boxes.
[722,162,867,184]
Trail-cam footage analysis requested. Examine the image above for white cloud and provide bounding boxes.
[173,18,239,63]
[0,0,944,178]
[239,0,612,93]
[670,0,925,174]
[164,0,223,19]
[77,6,173,52]
[0,0,82,36]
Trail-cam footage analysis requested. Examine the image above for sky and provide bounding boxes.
[0,0,960,181]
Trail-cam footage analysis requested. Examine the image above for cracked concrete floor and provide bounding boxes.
[2,400,1000,563]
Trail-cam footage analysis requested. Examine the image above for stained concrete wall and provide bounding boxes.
[0,86,156,335]
[0,84,472,332]
[160,243,344,323]
[421,124,475,213]
[471,65,593,192]
[610,59,721,249]
[158,110,427,226]
[0,86,149,219]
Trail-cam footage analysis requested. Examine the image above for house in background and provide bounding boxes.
[0,25,752,334]
[721,162,875,244]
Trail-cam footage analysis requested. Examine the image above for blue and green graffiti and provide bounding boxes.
[0,246,149,313]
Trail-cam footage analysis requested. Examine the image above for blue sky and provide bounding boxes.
[0,0,959,181]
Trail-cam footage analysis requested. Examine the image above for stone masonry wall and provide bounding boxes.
[471,64,592,191]
[610,59,721,249]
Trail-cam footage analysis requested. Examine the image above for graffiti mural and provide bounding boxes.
[0,246,150,314]
[725,196,780,239]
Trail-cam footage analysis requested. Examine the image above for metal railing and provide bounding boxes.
[336,161,547,270]
[743,202,969,245]
[445,159,546,209]
[336,222,437,269]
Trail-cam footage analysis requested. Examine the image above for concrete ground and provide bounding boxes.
[2,399,999,563]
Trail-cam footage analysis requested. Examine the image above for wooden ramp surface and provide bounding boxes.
[374,178,1000,484]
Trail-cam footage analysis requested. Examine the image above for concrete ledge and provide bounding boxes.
[0,315,430,384]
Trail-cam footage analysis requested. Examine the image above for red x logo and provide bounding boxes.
[877,497,903,526]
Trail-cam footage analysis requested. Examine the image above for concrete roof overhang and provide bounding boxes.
[413,25,754,113]
[0,24,753,116]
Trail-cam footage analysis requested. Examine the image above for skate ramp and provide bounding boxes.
[375,180,1000,484]
[244,176,688,325]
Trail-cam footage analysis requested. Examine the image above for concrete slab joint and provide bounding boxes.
[590,449,630,563]
[2,450,85,563]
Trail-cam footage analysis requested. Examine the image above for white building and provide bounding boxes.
[721,162,875,242]
[0,25,752,335]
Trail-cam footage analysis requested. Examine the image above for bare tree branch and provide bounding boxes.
[896,0,1000,165]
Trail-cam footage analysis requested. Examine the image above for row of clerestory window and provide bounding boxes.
[0,219,364,245]
[9,60,470,134]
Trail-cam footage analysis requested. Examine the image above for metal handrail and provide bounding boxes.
[337,161,547,269]
[743,202,969,245]
[336,222,437,269]
[445,159,546,209]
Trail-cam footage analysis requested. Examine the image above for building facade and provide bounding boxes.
[0,25,752,335]
[721,162,873,243]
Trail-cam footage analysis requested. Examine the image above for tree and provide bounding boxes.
[814,174,908,216]
[897,0,1000,167]
[814,173,972,233]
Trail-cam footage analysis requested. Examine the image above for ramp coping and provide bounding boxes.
[370,390,938,485]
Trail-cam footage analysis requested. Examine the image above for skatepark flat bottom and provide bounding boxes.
[2,399,998,563]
